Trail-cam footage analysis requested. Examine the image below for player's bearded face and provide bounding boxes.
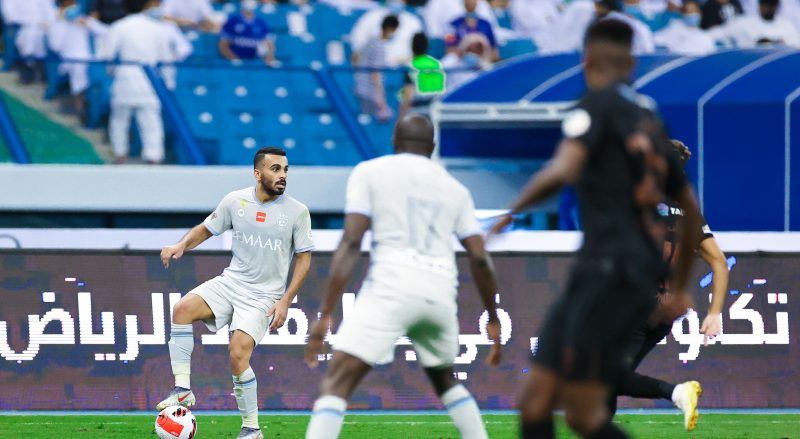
[258,155,288,196]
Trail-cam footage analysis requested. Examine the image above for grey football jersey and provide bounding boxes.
[203,187,314,299]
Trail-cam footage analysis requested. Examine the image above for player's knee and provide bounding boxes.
[564,408,606,436]
[172,300,193,324]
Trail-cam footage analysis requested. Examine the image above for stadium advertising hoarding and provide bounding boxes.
[0,251,796,410]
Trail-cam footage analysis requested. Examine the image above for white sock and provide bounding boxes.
[306,395,347,439]
[233,367,259,429]
[672,383,685,406]
[441,384,488,439]
[168,323,193,389]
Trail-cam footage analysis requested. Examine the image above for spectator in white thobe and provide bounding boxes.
[654,0,717,54]
[99,0,191,164]
[708,0,800,47]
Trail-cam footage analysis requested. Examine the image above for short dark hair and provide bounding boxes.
[760,0,779,6]
[382,15,400,32]
[124,0,151,13]
[411,32,429,56]
[585,19,634,48]
[253,147,287,168]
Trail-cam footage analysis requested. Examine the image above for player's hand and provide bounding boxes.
[700,312,722,345]
[485,317,502,367]
[305,316,330,368]
[267,299,290,332]
[486,213,512,242]
[160,244,185,269]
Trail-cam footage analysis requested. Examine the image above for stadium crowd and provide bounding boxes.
[0,0,799,163]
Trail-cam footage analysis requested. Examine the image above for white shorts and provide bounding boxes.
[189,275,276,345]
[334,290,459,368]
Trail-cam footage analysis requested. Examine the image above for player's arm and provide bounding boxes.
[461,235,502,366]
[698,235,728,342]
[268,250,312,331]
[489,138,588,234]
[160,224,213,269]
[305,214,370,367]
[659,185,702,323]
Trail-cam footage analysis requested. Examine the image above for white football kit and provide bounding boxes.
[190,187,314,343]
[334,153,482,367]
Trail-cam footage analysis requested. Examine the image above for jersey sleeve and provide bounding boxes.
[561,94,605,150]
[455,190,482,240]
[292,206,314,253]
[203,194,233,236]
[220,17,235,40]
[345,164,372,217]
[699,214,714,242]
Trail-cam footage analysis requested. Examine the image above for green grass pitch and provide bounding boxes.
[1,413,797,438]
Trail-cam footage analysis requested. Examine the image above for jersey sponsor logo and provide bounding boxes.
[233,230,284,251]
[239,199,249,208]
[657,202,670,217]
[256,211,267,223]
[562,108,591,138]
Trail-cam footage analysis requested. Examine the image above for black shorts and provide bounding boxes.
[533,257,660,385]
[620,317,673,374]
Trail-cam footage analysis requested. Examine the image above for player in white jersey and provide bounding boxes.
[304,114,502,439]
[157,147,314,439]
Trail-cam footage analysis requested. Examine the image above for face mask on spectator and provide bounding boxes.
[146,6,164,20]
[64,4,82,22]
[683,13,701,27]
[463,52,480,68]
[622,4,644,18]
[242,0,259,13]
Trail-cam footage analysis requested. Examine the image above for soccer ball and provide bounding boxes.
[155,405,197,439]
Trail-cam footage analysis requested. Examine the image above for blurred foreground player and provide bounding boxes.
[611,139,729,431]
[158,147,314,439]
[304,113,502,439]
[489,21,702,438]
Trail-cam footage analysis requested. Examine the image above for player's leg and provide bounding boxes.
[519,294,569,438]
[307,291,402,439]
[229,329,263,438]
[135,104,165,164]
[109,103,132,162]
[518,366,559,438]
[424,367,487,439]
[411,299,488,439]
[306,351,373,439]
[562,380,628,438]
[618,321,701,431]
[158,279,232,410]
[227,294,274,439]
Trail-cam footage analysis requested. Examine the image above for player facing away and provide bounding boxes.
[489,21,703,438]
[610,139,729,431]
[304,113,502,439]
[158,147,314,439]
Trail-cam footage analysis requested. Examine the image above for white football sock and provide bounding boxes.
[168,323,194,389]
[672,383,685,406]
[306,395,347,439]
[233,367,259,429]
[441,384,488,439]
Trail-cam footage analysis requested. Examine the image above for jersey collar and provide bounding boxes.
[251,187,283,207]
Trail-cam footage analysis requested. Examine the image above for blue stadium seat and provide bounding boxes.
[498,39,538,59]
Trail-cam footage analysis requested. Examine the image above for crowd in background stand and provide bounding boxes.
[1,0,799,163]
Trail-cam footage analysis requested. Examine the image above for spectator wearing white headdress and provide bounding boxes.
[654,0,717,54]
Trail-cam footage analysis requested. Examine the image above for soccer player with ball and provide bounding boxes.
[157,147,314,439]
